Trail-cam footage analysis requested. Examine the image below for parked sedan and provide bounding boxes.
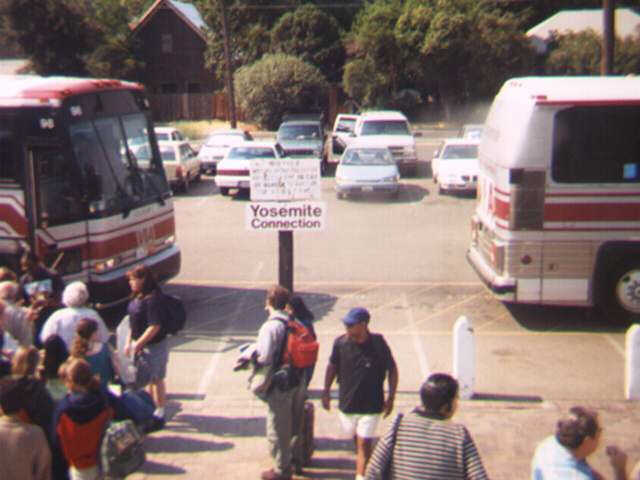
[335,141,400,199]
[157,141,201,193]
[197,129,253,175]
[432,138,479,194]
[215,141,284,196]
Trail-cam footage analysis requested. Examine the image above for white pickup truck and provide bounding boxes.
[326,111,419,176]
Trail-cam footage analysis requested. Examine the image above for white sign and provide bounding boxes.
[250,158,321,201]
[246,201,326,232]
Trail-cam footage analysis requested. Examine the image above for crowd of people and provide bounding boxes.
[3,257,640,480]
[0,252,169,480]
[243,284,640,480]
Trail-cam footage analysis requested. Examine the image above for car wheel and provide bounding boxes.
[219,187,230,196]
[603,260,640,323]
[438,185,445,195]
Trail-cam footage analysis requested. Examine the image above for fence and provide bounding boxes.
[148,92,245,123]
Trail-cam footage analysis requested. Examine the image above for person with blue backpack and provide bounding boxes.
[124,265,169,432]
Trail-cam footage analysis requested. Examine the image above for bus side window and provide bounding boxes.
[0,136,21,184]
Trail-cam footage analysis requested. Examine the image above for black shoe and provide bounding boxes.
[144,415,165,433]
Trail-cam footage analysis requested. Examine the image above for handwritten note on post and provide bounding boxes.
[250,158,321,201]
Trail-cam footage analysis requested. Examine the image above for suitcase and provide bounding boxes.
[300,401,315,466]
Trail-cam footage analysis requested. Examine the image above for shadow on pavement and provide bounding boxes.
[138,459,186,475]
[143,433,233,454]
[171,413,266,437]
[507,303,629,334]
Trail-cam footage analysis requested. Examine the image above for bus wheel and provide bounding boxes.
[605,261,640,323]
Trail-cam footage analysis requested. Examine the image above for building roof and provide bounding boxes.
[130,0,208,41]
[527,8,640,54]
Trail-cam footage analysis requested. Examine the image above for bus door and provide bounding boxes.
[26,145,88,280]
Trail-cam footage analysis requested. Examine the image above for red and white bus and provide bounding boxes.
[0,75,180,309]
[467,76,640,322]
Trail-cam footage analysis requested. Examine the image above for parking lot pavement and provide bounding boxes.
[126,281,639,480]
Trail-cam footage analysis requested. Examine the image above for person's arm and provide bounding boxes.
[321,362,337,411]
[133,325,161,355]
[606,445,628,480]
[383,359,399,418]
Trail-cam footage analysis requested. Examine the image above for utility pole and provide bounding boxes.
[219,0,237,128]
[601,0,615,75]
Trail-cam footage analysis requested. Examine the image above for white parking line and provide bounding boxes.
[604,334,625,358]
[404,293,430,379]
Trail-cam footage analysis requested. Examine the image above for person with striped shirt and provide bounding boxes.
[364,373,488,480]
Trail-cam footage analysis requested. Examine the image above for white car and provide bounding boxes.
[432,138,480,194]
[154,126,188,143]
[215,141,285,196]
[197,129,253,174]
[352,111,419,176]
[335,140,400,199]
[157,140,201,193]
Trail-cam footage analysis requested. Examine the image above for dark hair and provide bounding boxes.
[420,373,459,414]
[65,358,100,393]
[0,267,17,282]
[288,296,314,322]
[126,264,159,297]
[41,335,69,380]
[555,406,599,449]
[0,377,24,414]
[266,284,290,311]
[70,318,98,359]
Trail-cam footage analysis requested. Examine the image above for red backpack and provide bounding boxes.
[280,319,319,369]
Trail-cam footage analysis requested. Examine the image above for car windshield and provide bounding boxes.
[205,133,244,146]
[442,144,478,159]
[342,148,394,165]
[278,124,320,140]
[360,120,410,136]
[336,118,356,133]
[228,147,275,159]
[463,127,483,139]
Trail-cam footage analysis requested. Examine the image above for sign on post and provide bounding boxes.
[246,201,326,231]
[250,157,321,201]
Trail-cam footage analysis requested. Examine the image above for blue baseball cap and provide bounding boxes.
[342,307,370,326]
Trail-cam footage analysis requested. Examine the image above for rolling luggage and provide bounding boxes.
[301,401,315,466]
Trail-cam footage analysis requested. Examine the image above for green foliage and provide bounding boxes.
[234,54,328,130]
[1,0,141,78]
[545,30,640,75]
[270,4,345,83]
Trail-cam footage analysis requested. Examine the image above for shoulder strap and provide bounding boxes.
[390,413,404,446]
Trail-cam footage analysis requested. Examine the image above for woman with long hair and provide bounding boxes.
[53,358,111,480]
[70,318,118,390]
[125,264,168,430]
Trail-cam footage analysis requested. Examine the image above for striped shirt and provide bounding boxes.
[365,409,489,480]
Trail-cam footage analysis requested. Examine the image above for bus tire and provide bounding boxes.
[603,260,640,323]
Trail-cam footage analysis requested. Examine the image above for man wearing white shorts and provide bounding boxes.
[322,307,398,480]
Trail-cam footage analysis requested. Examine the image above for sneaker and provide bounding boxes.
[260,468,291,480]
[144,415,165,434]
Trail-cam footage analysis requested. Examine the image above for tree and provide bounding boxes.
[270,4,345,83]
[1,0,99,75]
[234,54,328,130]
[545,29,640,75]
[343,0,408,108]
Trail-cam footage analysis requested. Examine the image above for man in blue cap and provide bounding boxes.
[321,307,398,480]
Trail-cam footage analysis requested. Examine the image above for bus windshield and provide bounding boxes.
[70,113,169,216]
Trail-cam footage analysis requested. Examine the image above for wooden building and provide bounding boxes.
[130,0,215,95]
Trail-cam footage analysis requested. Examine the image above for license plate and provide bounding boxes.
[239,181,250,188]
[362,186,373,192]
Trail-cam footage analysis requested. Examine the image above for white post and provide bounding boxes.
[625,324,640,400]
[453,315,475,400]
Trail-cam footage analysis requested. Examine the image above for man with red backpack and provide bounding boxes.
[251,285,317,480]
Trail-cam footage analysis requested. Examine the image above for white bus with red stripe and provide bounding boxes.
[0,75,180,309]
[467,76,640,321]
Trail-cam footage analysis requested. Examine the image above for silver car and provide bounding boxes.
[197,129,253,174]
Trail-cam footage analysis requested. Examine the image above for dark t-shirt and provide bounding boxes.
[329,332,395,414]
[127,290,167,344]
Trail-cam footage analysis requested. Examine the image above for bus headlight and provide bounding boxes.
[94,257,120,272]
